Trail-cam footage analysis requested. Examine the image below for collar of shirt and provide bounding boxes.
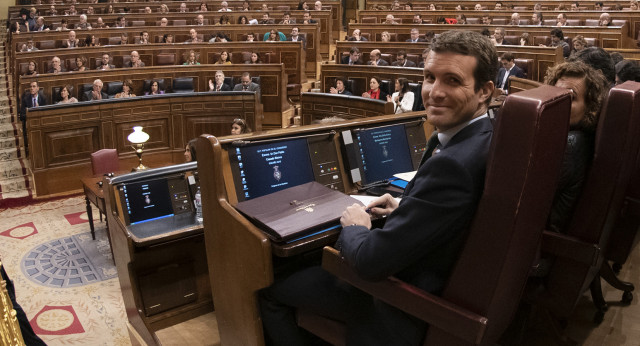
[438,113,488,147]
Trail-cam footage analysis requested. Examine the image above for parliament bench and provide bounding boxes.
[300,92,395,125]
[362,0,640,11]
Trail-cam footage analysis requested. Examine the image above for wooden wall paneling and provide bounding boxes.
[300,92,395,124]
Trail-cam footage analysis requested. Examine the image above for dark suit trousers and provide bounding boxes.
[259,265,425,346]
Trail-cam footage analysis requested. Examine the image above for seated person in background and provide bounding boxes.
[301,11,317,24]
[125,51,145,68]
[20,81,48,122]
[218,15,231,25]
[48,56,66,74]
[534,2,543,10]
[406,28,425,42]
[571,1,580,10]
[246,33,256,42]
[342,46,362,65]
[20,40,39,52]
[74,56,87,71]
[241,1,251,11]
[216,51,232,64]
[246,51,262,64]
[34,16,50,31]
[456,14,467,24]
[115,16,126,28]
[139,31,150,44]
[66,5,78,16]
[388,77,414,113]
[145,80,165,95]
[298,1,310,10]
[288,27,306,48]
[57,84,78,104]
[362,76,388,99]
[510,12,520,25]
[259,30,497,346]
[615,60,640,84]
[184,50,201,65]
[570,47,616,85]
[610,52,624,66]
[384,14,398,24]
[199,2,209,12]
[144,6,152,14]
[531,12,543,26]
[367,49,389,66]
[219,1,232,12]
[520,32,531,45]
[557,13,568,26]
[97,53,115,70]
[233,72,261,95]
[280,11,295,24]
[329,76,352,95]
[544,61,607,233]
[598,12,611,26]
[184,138,198,162]
[119,33,129,45]
[413,14,423,24]
[195,14,205,26]
[380,31,391,42]
[238,16,249,24]
[209,70,232,91]
[63,30,79,48]
[475,3,483,10]
[547,28,571,58]
[76,14,91,29]
[348,28,367,41]
[179,2,188,13]
[56,19,69,31]
[49,5,58,16]
[392,50,416,67]
[630,0,639,10]
[495,1,504,10]
[159,17,168,27]
[115,79,136,98]
[418,48,430,68]
[158,4,169,14]
[163,34,174,43]
[259,12,273,24]
[314,0,323,10]
[482,15,493,25]
[86,6,95,15]
[186,29,203,43]
[495,52,525,94]
[85,34,99,47]
[264,29,286,41]
[231,118,251,135]
[491,27,509,45]
[571,35,587,55]
[23,60,38,77]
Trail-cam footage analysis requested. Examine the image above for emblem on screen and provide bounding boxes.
[273,165,282,181]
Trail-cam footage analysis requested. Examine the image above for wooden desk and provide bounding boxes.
[82,176,106,240]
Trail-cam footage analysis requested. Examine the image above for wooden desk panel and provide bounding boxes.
[362,0,640,11]
[26,90,263,197]
[301,92,395,124]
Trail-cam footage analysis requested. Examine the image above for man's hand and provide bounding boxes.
[209,79,214,91]
[366,193,399,217]
[340,204,372,229]
[329,87,338,94]
[92,90,100,99]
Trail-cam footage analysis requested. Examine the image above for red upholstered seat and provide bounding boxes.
[91,149,119,176]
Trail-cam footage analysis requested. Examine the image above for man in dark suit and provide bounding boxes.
[259,30,497,345]
[341,46,362,65]
[124,51,146,68]
[287,27,306,49]
[209,71,232,92]
[233,72,261,98]
[329,77,352,95]
[34,16,51,31]
[495,52,525,94]
[96,53,116,70]
[301,11,317,24]
[20,81,48,154]
[47,56,67,74]
[405,28,426,43]
[367,49,389,66]
[392,50,417,67]
[83,79,109,101]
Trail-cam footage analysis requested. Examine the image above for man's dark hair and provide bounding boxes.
[551,28,564,39]
[616,60,640,83]
[534,12,543,21]
[349,46,359,54]
[414,13,422,18]
[610,52,624,66]
[501,52,515,62]
[569,47,615,84]
[397,50,407,58]
[336,76,349,90]
[430,30,499,92]
[241,71,251,78]
[595,1,604,6]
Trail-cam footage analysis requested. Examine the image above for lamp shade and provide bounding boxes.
[127,126,150,144]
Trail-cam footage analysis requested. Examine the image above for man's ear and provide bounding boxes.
[479,81,495,103]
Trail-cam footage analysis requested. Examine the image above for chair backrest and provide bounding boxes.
[361,17,377,24]
[38,40,56,50]
[91,149,119,175]
[130,20,145,27]
[106,82,123,98]
[566,19,581,26]
[612,19,628,26]
[466,17,480,24]
[156,53,176,66]
[427,86,571,344]
[514,58,533,79]
[544,81,640,317]
[544,19,557,26]
[173,19,187,26]
[172,77,195,93]
[585,19,599,26]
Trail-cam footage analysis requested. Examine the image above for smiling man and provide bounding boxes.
[259,30,497,346]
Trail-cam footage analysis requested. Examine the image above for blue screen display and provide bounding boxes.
[355,124,413,184]
[123,178,174,224]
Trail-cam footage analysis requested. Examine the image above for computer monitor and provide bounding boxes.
[228,138,316,202]
[120,177,175,225]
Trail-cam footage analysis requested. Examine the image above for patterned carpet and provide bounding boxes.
[0,196,130,345]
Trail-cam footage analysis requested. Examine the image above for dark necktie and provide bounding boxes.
[216,85,220,92]
[33,97,37,107]
[243,86,248,91]
[419,132,440,167]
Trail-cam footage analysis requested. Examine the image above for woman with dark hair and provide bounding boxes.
[145,80,165,95]
[163,34,174,44]
[85,34,99,47]
[115,79,136,98]
[57,84,78,104]
[387,78,414,113]
[266,29,281,42]
[74,56,87,71]
[362,76,388,100]
[242,1,251,11]
[218,15,231,25]
[183,50,201,65]
[23,60,38,76]
[10,21,21,34]
[298,1,309,10]
[104,4,114,14]
[544,61,608,233]
[184,138,198,162]
[246,52,262,64]
[231,118,251,135]
[198,2,208,12]
[216,51,232,64]
[238,15,249,24]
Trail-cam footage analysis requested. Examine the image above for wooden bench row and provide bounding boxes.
[27,91,261,197]
[346,23,637,49]
[363,0,640,11]
[300,92,395,125]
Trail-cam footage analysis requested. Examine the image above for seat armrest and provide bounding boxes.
[541,230,600,266]
[321,247,488,345]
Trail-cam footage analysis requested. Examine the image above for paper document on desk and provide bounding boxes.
[393,171,417,182]
[350,195,402,206]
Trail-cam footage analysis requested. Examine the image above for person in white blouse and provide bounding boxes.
[387,78,414,113]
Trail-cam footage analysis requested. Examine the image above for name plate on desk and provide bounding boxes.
[235,182,363,242]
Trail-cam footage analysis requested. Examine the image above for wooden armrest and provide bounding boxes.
[541,230,600,266]
[321,247,488,345]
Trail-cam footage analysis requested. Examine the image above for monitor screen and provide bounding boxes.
[122,178,175,224]
[229,138,315,201]
[354,124,414,184]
